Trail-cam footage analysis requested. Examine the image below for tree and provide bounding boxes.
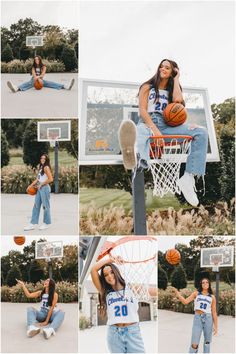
[22,120,49,168]
[1,119,29,148]
[6,265,22,286]
[19,41,32,60]
[60,120,78,159]
[1,129,10,167]
[61,44,78,71]
[158,264,168,290]
[28,260,45,283]
[170,264,187,290]
[194,261,211,289]
[1,43,14,62]
[43,26,65,60]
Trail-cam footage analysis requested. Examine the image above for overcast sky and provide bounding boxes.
[1,0,79,29]
[80,0,235,104]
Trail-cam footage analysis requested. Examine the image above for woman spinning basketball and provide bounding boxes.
[24,153,53,231]
[119,59,208,206]
[91,256,147,353]
[16,278,65,339]
[171,278,218,353]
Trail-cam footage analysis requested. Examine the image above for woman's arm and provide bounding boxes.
[173,288,197,305]
[38,293,58,326]
[211,295,218,335]
[32,67,38,80]
[139,84,162,136]
[39,66,46,79]
[16,279,41,299]
[172,69,184,103]
[91,256,115,293]
[38,166,53,188]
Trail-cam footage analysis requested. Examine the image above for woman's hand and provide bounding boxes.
[174,68,180,79]
[150,125,162,137]
[16,279,24,286]
[213,325,218,335]
[35,321,48,327]
[169,286,178,296]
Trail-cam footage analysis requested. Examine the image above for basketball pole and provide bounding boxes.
[48,259,53,278]
[132,170,147,235]
[54,142,59,194]
[215,270,220,315]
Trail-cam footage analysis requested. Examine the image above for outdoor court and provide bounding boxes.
[1,73,78,118]
[1,303,78,353]
[1,194,78,235]
[79,320,157,353]
[158,310,235,353]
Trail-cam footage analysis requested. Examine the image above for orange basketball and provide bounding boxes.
[27,185,37,196]
[166,249,181,265]
[14,236,26,246]
[163,103,187,126]
[34,79,43,90]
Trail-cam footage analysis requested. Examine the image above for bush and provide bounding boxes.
[1,44,14,62]
[158,265,168,290]
[7,59,27,73]
[1,129,10,167]
[79,315,91,330]
[61,44,78,71]
[1,62,8,73]
[6,265,22,287]
[1,281,78,303]
[170,264,187,290]
[1,165,78,194]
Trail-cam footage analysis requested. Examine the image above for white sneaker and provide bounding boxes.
[24,223,35,231]
[7,81,19,92]
[39,223,50,230]
[177,172,199,207]
[64,78,75,90]
[118,120,137,170]
[43,327,55,339]
[27,325,40,337]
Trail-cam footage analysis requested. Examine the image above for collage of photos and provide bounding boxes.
[0,1,235,354]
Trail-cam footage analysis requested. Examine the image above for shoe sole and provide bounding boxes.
[177,178,199,207]
[24,228,35,231]
[39,226,50,230]
[118,120,137,170]
[28,328,40,337]
[68,78,75,90]
[7,81,17,93]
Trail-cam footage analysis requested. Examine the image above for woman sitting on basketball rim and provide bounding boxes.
[7,55,74,92]
[119,59,208,207]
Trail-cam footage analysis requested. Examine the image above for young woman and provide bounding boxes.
[91,256,146,353]
[172,278,218,353]
[24,154,53,231]
[7,55,75,92]
[16,278,65,339]
[119,59,208,207]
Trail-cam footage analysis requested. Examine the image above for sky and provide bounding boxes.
[1,0,79,29]
[1,235,78,256]
[80,0,235,104]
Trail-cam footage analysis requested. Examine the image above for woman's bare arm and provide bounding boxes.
[40,166,53,186]
[173,288,197,305]
[39,66,46,79]
[16,279,41,299]
[211,295,218,335]
[172,69,184,103]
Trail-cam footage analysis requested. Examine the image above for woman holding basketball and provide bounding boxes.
[24,154,53,231]
[91,256,146,353]
[172,278,218,353]
[119,59,208,207]
[7,55,74,92]
[16,278,65,339]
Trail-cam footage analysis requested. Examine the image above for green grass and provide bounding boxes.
[9,148,77,167]
[80,187,188,213]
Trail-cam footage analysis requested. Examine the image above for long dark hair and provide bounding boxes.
[198,277,213,295]
[98,263,126,317]
[39,154,51,176]
[32,55,45,70]
[41,278,56,306]
[139,59,182,104]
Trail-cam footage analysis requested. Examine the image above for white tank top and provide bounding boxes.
[106,286,139,325]
[40,293,50,311]
[147,86,169,114]
[37,167,48,183]
[194,292,212,314]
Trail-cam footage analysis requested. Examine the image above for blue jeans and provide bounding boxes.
[107,323,145,353]
[189,314,213,353]
[137,112,208,176]
[18,77,65,91]
[30,185,51,225]
[27,307,65,331]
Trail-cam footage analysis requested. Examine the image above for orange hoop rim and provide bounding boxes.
[150,135,193,141]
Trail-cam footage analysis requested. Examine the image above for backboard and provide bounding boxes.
[35,241,63,259]
[26,36,44,48]
[37,120,71,142]
[200,246,234,268]
[79,78,220,165]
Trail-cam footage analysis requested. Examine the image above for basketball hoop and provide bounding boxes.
[149,135,192,197]
[97,236,157,301]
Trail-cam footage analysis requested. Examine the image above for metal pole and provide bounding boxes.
[48,260,53,278]
[54,142,59,194]
[132,170,147,235]
[215,271,220,315]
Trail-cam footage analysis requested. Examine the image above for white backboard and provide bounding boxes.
[200,246,234,268]
[35,241,63,259]
[37,120,71,142]
[26,36,44,47]
[79,78,220,165]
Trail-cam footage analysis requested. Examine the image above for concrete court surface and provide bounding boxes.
[79,320,158,353]
[1,194,78,235]
[1,73,78,118]
[158,310,235,353]
[1,303,78,353]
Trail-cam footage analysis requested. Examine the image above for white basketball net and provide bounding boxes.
[149,136,192,197]
[108,237,157,302]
